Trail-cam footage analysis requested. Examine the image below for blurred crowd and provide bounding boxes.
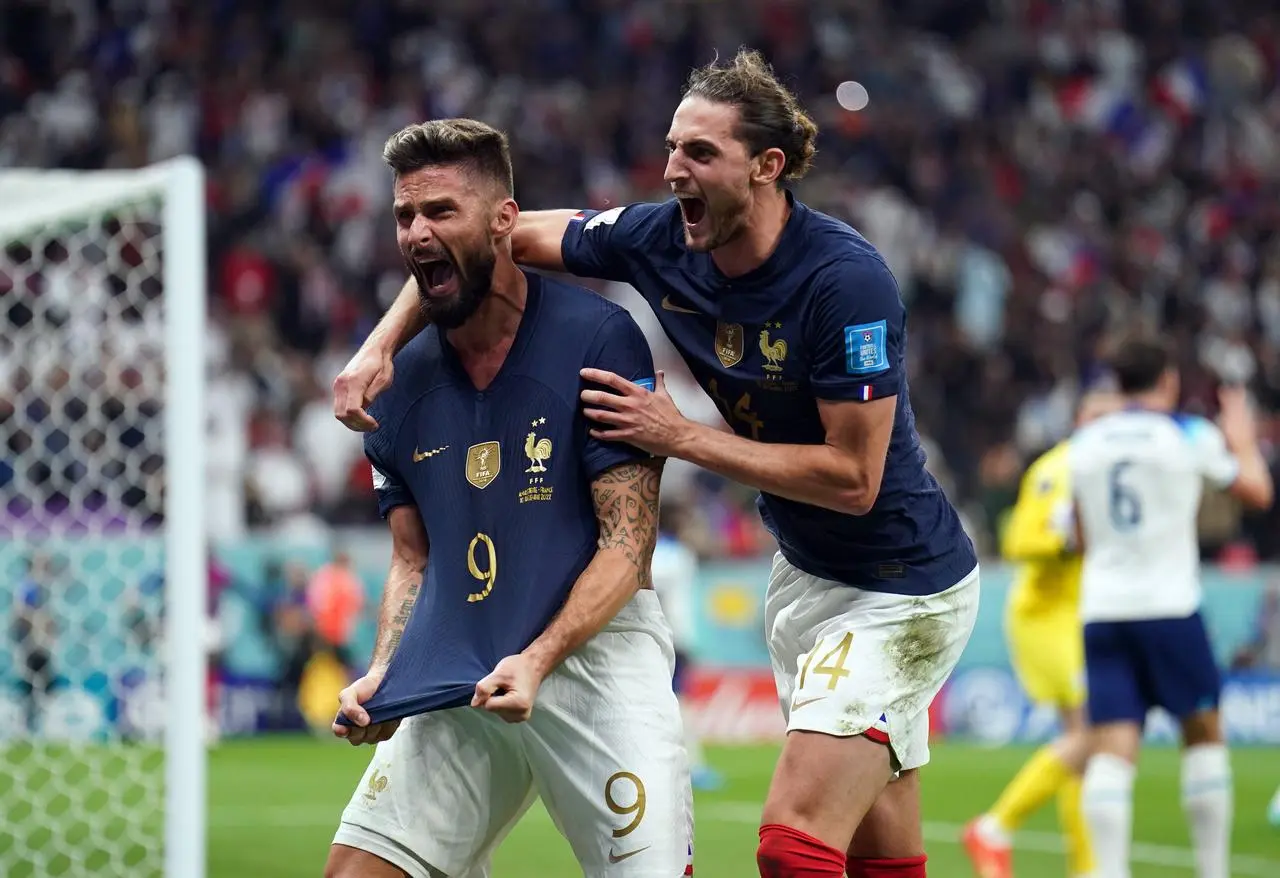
[4,0,1280,559]
[4,542,370,735]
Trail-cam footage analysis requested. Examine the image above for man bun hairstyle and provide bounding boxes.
[682,47,818,183]
[383,119,514,195]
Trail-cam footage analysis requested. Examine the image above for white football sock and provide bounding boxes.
[1181,743,1233,878]
[1082,754,1135,878]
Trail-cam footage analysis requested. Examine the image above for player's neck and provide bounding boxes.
[710,187,790,278]
[1124,390,1174,413]
[447,260,528,357]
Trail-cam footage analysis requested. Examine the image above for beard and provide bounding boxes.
[409,243,497,330]
[695,207,748,251]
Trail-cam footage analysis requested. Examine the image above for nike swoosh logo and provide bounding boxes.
[792,696,827,711]
[660,295,700,314]
[413,445,449,462]
[608,846,651,863]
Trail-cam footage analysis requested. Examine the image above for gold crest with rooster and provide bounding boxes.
[759,325,788,372]
[525,417,553,473]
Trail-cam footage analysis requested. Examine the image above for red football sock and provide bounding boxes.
[847,855,927,877]
[757,824,847,877]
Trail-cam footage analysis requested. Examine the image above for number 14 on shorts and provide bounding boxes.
[797,631,854,699]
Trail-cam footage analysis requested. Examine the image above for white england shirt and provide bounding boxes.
[1068,409,1239,623]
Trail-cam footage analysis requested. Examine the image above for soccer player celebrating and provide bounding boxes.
[963,390,1118,878]
[336,51,979,878]
[1068,335,1273,878]
[325,120,693,878]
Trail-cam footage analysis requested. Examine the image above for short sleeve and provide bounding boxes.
[560,202,666,284]
[363,420,414,518]
[580,311,657,479]
[806,257,906,402]
[1180,416,1240,489]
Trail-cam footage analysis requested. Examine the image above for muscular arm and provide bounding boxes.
[672,396,895,516]
[1222,429,1274,510]
[510,209,578,272]
[367,281,428,359]
[521,458,663,679]
[367,506,430,678]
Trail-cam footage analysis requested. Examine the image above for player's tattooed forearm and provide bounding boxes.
[592,461,662,586]
[377,573,422,665]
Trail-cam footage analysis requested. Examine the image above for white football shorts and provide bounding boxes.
[331,589,694,878]
[765,552,980,772]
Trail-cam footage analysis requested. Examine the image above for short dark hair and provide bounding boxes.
[382,119,514,195]
[682,48,818,183]
[1104,332,1174,394]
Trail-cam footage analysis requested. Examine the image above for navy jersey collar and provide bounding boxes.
[695,189,809,323]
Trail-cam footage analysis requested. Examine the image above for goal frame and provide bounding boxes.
[0,156,208,878]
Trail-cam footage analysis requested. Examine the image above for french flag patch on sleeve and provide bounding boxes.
[860,385,875,401]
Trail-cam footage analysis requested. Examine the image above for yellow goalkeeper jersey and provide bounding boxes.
[1001,441,1082,616]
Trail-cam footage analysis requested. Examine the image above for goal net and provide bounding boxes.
[0,158,207,878]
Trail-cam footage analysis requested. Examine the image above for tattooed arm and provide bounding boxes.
[519,458,664,680]
[368,506,430,676]
[333,505,428,743]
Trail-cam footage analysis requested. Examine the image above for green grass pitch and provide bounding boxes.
[214,736,1278,876]
[4,736,1278,875]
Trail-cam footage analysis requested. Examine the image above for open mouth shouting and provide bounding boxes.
[415,255,458,298]
[676,195,707,233]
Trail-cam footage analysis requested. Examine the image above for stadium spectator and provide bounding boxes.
[305,549,364,671]
[268,560,321,728]
[11,551,59,733]
[2,0,1279,562]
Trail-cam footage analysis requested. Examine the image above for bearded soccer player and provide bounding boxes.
[325,120,693,878]
[335,51,979,878]
[962,391,1117,878]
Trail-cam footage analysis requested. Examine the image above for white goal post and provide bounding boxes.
[0,157,207,878]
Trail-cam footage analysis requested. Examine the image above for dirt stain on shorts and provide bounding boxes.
[883,598,953,692]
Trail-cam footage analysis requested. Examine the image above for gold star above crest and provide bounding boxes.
[531,417,546,427]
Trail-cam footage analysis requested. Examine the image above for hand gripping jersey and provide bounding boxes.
[349,274,655,725]
[561,194,976,595]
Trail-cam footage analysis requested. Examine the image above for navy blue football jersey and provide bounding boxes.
[561,193,976,595]
[351,273,655,724]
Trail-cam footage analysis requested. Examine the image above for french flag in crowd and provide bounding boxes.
[1151,57,1209,126]
[1058,77,1146,143]
[1057,76,1172,169]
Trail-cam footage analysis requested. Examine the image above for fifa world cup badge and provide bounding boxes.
[466,441,501,489]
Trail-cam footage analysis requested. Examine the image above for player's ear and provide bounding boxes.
[491,197,519,240]
[751,147,787,187]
